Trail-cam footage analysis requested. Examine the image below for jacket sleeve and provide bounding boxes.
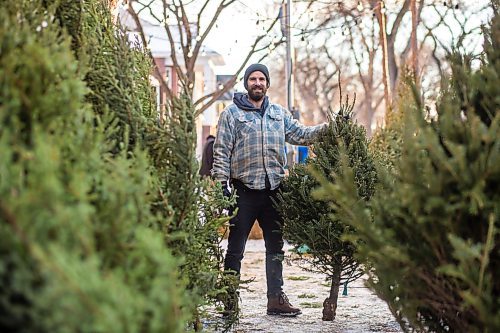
[212,108,235,182]
[207,140,214,174]
[283,107,328,145]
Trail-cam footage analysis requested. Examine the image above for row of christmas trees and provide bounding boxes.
[1,0,498,332]
[277,3,499,332]
[0,1,234,332]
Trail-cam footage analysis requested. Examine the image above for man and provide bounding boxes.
[199,134,215,177]
[212,63,326,316]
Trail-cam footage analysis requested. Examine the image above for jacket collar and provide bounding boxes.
[233,92,269,115]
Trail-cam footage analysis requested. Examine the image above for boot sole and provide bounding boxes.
[267,310,302,317]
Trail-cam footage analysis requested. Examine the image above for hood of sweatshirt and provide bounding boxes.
[233,92,269,115]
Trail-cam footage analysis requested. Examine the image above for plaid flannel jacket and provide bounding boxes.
[212,102,327,190]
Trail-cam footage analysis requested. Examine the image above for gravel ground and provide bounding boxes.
[209,239,402,333]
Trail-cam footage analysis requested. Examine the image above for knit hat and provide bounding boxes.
[244,63,270,90]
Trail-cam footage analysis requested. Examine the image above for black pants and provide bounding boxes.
[224,180,284,298]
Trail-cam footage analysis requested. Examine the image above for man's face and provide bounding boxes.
[247,71,268,101]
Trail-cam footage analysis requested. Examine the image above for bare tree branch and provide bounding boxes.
[126,3,174,101]
[131,0,282,118]
[164,1,189,86]
[387,0,410,45]
[194,10,283,116]
[190,0,237,77]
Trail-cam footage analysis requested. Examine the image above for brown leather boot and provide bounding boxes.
[267,292,302,316]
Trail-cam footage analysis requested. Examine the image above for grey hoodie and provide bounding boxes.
[233,92,269,116]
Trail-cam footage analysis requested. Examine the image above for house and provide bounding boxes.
[117,8,226,158]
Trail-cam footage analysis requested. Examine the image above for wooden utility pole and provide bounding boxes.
[283,0,294,112]
[283,0,296,168]
[410,0,419,76]
[376,0,391,109]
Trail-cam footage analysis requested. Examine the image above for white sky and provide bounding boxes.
[202,1,284,75]
[202,0,493,73]
[133,0,493,91]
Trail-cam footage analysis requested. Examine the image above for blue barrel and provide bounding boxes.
[298,146,308,163]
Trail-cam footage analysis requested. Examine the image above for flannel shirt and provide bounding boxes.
[212,102,327,190]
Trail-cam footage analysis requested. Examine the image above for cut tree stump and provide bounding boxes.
[322,268,341,321]
[322,297,337,321]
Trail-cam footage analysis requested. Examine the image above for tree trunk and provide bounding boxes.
[410,0,420,77]
[322,267,341,321]
[387,42,398,94]
[376,0,392,110]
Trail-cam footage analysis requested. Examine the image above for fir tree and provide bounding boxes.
[369,72,413,172]
[276,95,377,321]
[53,1,235,328]
[0,1,187,332]
[0,1,242,331]
[145,95,236,330]
[314,5,500,332]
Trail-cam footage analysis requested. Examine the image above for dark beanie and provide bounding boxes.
[244,63,270,90]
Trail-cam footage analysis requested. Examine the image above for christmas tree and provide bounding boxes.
[369,71,413,172]
[145,95,237,329]
[0,1,187,332]
[53,0,235,328]
[276,95,377,320]
[314,5,499,332]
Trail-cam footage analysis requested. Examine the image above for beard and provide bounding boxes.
[248,85,267,101]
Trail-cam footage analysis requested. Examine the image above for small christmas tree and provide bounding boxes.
[276,95,377,320]
[314,5,500,332]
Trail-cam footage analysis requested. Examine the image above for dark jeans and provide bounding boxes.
[224,180,284,298]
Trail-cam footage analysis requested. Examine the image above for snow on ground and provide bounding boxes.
[214,239,402,333]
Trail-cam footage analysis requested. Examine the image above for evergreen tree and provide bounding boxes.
[0,1,187,332]
[369,72,414,172]
[314,5,500,332]
[145,96,236,330]
[58,0,234,328]
[54,0,154,151]
[276,96,377,320]
[53,0,235,328]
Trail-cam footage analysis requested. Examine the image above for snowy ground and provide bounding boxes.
[208,239,402,333]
